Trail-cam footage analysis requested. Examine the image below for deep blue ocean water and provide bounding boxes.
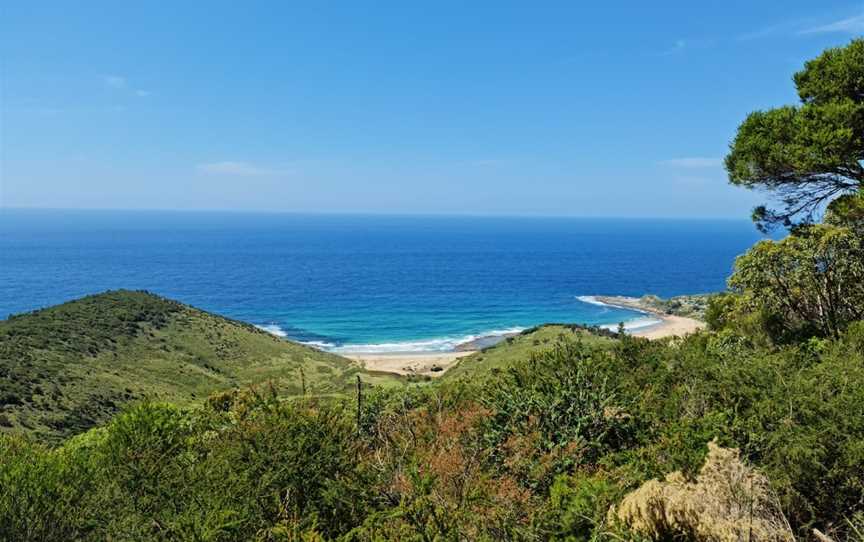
[0,210,765,352]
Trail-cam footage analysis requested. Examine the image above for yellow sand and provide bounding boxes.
[594,295,706,339]
[633,314,705,339]
[345,351,474,377]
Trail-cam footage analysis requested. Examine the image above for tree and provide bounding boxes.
[725,39,864,232]
[728,224,864,339]
[825,189,864,234]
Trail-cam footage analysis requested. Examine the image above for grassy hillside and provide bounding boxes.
[0,290,402,442]
[443,324,618,380]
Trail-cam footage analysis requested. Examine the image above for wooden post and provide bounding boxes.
[356,375,362,435]
[300,367,306,396]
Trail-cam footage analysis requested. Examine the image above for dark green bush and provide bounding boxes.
[2,326,863,540]
[479,340,634,491]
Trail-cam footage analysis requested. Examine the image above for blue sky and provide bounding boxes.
[1,1,862,217]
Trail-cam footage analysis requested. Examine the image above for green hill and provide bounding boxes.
[443,324,617,381]
[0,290,402,442]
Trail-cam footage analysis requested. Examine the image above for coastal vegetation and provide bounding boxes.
[715,38,864,345]
[594,294,713,320]
[626,294,712,320]
[725,38,863,231]
[443,324,617,380]
[3,320,863,540]
[2,39,864,541]
[0,290,403,442]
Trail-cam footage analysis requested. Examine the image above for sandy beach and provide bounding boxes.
[594,295,706,339]
[345,351,475,377]
[348,297,705,376]
[632,314,705,339]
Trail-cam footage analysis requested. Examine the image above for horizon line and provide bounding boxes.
[0,205,753,222]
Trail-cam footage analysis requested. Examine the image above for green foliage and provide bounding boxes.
[794,38,864,105]
[0,290,403,442]
[727,224,864,340]
[2,325,864,540]
[725,39,864,230]
[442,324,615,381]
[0,391,369,541]
[704,292,739,331]
[0,435,96,540]
[479,341,632,491]
[614,328,864,536]
[826,190,864,234]
[541,473,623,541]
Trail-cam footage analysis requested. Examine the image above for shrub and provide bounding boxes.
[480,340,633,491]
[0,435,94,541]
[728,224,864,341]
[541,472,623,541]
[611,441,793,541]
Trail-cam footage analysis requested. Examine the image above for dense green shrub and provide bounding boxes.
[2,327,863,540]
[2,316,864,541]
[0,435,95,540]
[0,390,370,541]
[539,473,623,541]
[727,224,864,341]
[479,340,633,491]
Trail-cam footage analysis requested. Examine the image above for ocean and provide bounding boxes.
[0,209,765,353]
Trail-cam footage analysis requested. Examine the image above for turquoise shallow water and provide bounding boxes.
[0,210,764,352]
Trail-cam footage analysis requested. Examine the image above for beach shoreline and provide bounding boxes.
[593,295,706,339]
[344,296,706,376]
[345,351,474,377]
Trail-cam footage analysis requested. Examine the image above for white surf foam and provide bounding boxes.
[256,323,288,337]
[300,340,338,349]
[257,324,337,349]
[577,295,651,314]
[332,326,526,355]
[577,295,661,333]
[259,304,663,354]
[576,295,609,307]
[600,316,664,332]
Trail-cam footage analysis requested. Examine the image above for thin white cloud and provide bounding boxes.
[658,39,687,56]
[103,75,151,97]
[196,161,285,176]
[740,11,864,40]
[103,74,127,89]
[736,15,816,41]
[659,157,723,168]
[737,22,789,41]
[799,13,864,34]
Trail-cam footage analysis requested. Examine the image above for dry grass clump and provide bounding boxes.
[611,440,793,541]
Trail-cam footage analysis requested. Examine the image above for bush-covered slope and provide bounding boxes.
[3,326,863,541]
[0,290,401,442]
[443,324,618,381]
